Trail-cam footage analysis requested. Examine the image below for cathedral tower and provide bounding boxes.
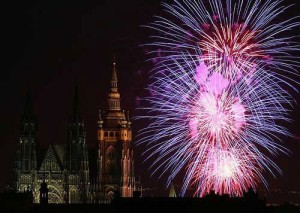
[15,90,38,193]
[65,85,90,203]
[97,60,135,200]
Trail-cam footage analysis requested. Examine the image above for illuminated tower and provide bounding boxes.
[97,60,135,200]
[14,90,38,194]
[65,85,90,203]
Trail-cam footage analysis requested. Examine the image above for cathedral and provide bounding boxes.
[14,61,140,203]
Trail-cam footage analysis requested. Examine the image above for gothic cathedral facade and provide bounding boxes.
[14,61,139,203]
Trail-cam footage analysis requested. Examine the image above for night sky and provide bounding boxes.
[1,0,300,201]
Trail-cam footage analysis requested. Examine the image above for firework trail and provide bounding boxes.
[138,54,292,196]
[138,0,299,197]
[145,0,300,85]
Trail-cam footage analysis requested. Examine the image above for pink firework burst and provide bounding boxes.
[137,55,291,197]
[189,71,246,147]
[138,0,298,197]
[186,65,252,196]
[190,147,261,197]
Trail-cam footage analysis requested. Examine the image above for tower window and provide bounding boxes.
[110,132,114,137]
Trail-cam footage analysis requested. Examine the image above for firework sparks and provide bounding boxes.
[191,147,259,197]
[138,55,292,196]
[145,0,300,84]
[138,0,298,197]
[190,72,245,144]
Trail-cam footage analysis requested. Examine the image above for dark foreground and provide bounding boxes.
[1,191,299,213]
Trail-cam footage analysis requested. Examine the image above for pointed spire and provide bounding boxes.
[23,88,34,122]
[72,83,81,122]
[111,57,118,93]
[21,88,37,135]
[107,57,121,111]
[112,56,117,80]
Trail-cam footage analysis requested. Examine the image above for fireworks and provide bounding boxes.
[145,0,299,83]
[138,0,299,197]
[139,56,291,196]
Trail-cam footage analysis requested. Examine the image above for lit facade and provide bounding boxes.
[14,61,140,203]
[14,88,89,203]
[97,61,137,199]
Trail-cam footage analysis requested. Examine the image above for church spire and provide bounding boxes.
[23,88,34,123]
[107,58,121,111]
[21,88,36,134]
[111,57,118,92]
[72,83,81,122]
[16,88,38,175]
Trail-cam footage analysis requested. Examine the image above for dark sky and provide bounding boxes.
[1,0,300,200]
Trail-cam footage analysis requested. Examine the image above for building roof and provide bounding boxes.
[52,145,66,167]
[39,144,66,172]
